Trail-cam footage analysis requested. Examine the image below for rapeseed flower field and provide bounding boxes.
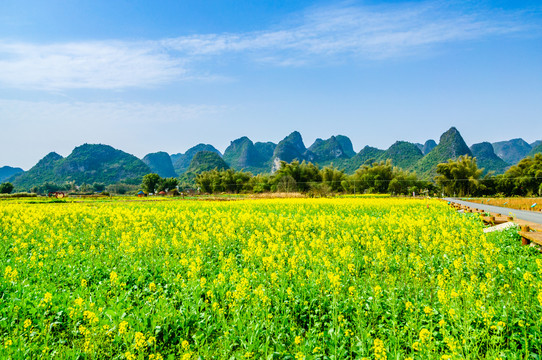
[0,197,540,359]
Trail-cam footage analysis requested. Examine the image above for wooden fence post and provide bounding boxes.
[521,225,531,246]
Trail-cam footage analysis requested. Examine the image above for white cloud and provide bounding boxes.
[0,41,186,90]
[0,1,534,90]
[163,2,528,60]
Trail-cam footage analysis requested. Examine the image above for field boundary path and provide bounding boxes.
[444,197,542,227]
[445,197,542,248]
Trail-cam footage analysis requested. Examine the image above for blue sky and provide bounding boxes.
[1,0,541,169]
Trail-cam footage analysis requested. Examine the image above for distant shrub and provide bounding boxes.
[0,192,37,198]
[307,183,332,198]
[106,183,138,195]
[168,189,180,196]
[0,182,14,194]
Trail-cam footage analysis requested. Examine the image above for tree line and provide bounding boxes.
[193,154,542,197]
[436,153,542,197]
[1,153,540,197]
[194,160,433,196]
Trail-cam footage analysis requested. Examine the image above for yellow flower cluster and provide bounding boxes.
[0,197,541,358]
[373,338,386,360]
[119,321,129,335]
[4,265,18,282]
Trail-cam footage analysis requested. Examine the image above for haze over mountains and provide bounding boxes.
[5,127,542,191]
[492,139,533,165]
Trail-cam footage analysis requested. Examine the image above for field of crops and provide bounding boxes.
[1,197,541,359]
[467,198,541,212]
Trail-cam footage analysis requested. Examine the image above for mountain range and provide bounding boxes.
[4,127,542,190]
[10,144,151,190]
[0,166,23,182]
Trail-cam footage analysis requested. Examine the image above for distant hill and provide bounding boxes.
[222,136,270,174]
[492,138,531,165]
[335,135,356,157]
[0,166,23,182]
[335,146,385,173]
[12,144,150,190]
[171,144,221,175]
[254,142,276,161]
[271,131,315,171]
[10,152,65,189]
[527,142,542,158]
[333,141,422,174]
[178,151,230,186]
[378,141,424,170]
[188,151,229,173]
[531,140,542,148]
[415,143,423,152]
[54,144,150,184]
[142,152,177,178]
[470,142,508,174]
[422,140,437,155]
[9,128,540,186]
[309,135,351,164]
[414,127,472,179]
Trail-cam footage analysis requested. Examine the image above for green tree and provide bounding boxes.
[387,168,422,195]
[141,173,162,194]
[0,182,14,194]
[222,169,252,193]
[158,177,179,192]
[249,174,271,193]
[276,175,297,193]
[497,153,542,196]
[42,182,63,194]
[341,160,426,195]
[79,183,93,193]
[92,182,106,192]
[65,180,77,192]
[435,155,484,196]
[195,169,253,194]
[273,160,321,192]
[195,171,214,193]
[321,165,346,192]
[347,160,394,193]
[106,183,137,195]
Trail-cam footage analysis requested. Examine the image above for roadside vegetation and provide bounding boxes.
[467,197,542,212]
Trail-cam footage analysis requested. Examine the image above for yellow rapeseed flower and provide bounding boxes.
[43,292,52,304]
[373,338,386,360]
[424,306,432,315]
[118,321,128,335]
[419,328,432,343]
[110,271,118,285]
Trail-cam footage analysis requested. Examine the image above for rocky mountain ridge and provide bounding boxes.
[5,129,542,190]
